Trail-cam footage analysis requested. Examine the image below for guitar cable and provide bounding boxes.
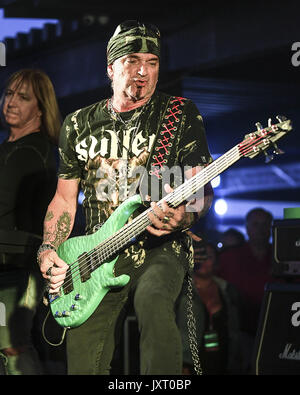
[42,308,68,347]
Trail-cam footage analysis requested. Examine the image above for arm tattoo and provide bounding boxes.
[45,211,54,221]
[44,211,72,249]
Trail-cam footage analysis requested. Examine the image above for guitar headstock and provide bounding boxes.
[239,116,292,162]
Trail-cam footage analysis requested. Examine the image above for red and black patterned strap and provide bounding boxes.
[149,96,187,180]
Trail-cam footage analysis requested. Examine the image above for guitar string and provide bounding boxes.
[60,145,241,289]
[59,138,262,292]
[83,128,277,269]
[58,134,267,292]
[58,149,242,291]
[70,132,276,288]
[58,164,235,292]
[58,129,275,292]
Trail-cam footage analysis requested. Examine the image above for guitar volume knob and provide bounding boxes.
[62,310,70,317]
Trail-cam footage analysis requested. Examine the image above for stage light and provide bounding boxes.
[78,191,85,205]
[211,175,221,188]
[214,199,228,216]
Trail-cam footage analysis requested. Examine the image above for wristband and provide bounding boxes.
[37,243,56,264]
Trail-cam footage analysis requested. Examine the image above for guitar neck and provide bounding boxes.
[96,145,241,261]
[164,144,241,208]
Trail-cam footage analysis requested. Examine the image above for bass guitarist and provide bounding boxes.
[38,20,214,375]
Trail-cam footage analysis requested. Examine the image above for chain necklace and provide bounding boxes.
[108,98,151,155]
[108,98,145,127]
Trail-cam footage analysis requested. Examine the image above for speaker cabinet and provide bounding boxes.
[272,219,300,277]
[253,282,300,375]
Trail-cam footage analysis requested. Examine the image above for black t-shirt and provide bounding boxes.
[0,132,57,236]
[58,91,212,234]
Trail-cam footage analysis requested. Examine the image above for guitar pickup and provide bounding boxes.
[62,267,74,295]
[78,252,92,283]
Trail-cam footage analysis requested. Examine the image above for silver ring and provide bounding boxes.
[46,267,52,278]
[163,215,170,223]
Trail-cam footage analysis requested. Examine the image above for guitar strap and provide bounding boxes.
[138,96,203,375]
[139,95,187,204]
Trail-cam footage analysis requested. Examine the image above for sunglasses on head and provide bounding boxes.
[114,20,160,38]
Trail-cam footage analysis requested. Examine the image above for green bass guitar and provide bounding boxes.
[49,117,292,328]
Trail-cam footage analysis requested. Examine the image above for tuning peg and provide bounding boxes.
[268,118,272,127]
[255,122,263,130]
[276,115,287,123]
[264,151,274,163]
[272,143,285,155]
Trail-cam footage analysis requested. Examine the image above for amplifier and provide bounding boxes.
[272,219,300,277]
[253,282,300,375]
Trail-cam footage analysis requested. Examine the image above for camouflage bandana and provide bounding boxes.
[107,20,161,65]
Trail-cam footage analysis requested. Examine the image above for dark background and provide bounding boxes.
[0,0,299,240]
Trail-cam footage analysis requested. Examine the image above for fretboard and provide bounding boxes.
[92,144,241,266]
